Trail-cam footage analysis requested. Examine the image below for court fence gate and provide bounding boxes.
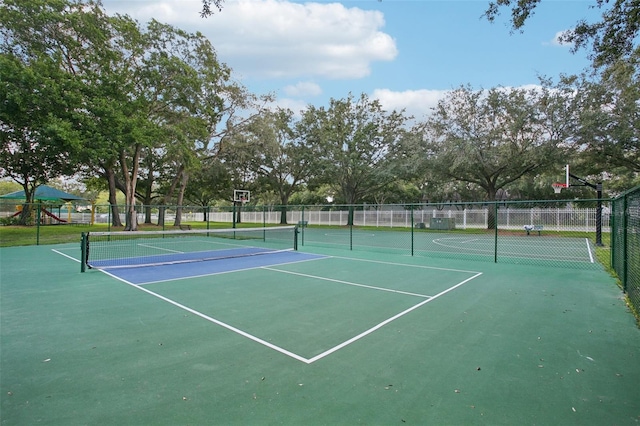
[611,185,640,320]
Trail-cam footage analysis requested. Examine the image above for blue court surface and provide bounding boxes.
[102,250,326,285]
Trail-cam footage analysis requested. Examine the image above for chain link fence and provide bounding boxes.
[285,200,609,269]
[4,194,636,320]
[0,199,611,271]
[611,185,640,319]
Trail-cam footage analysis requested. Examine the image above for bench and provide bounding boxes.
[176,224,192,231]
[524,224,543,236]
[297,220,308,227]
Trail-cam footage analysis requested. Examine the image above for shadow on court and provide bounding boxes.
[1,242,638,425]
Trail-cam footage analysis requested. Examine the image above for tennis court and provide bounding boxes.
[1,227,639,424]
[299,227,599,266]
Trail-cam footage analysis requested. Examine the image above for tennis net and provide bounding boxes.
[80,226,297,271]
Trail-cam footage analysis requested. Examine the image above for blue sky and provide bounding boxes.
[102,0,601,119]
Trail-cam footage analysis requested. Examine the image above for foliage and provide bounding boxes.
[1,0,638,223]
[0,180,21,195]
[301,93,409,209]
[572,54,640,177]
[184,158,232,207]
[421,84,571,200]
[484,0,640,68]
[200,0,225,17]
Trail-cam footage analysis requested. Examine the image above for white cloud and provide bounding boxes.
[547,30,573,47]
[102,0,397,80]
[269,97,311,115]
[372,89,448,120]
[283,81,322,97]
[372,85,547,120]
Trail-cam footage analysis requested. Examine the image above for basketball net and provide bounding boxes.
[552,183,567,194]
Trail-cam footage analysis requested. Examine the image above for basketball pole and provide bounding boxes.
[568,172,603,247]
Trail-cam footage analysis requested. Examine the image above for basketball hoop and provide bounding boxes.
[233,189,250,204]
[552,182,567,194]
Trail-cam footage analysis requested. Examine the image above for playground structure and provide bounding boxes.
[0,185,91,225]
[8,203,87,224]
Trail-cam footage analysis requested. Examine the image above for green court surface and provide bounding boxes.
[299,228,600,267]
[1,240,639,425]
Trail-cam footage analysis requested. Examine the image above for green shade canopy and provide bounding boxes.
[0,185,85,202]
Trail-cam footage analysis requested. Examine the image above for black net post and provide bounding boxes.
[80,232,88,273]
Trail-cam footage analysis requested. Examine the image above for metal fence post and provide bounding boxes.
[622,194,629,291]
[494,202,498,263]
[36,203,41,245]
[410,204,414,256]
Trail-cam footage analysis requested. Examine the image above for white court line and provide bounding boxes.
[431,237,595,263]
[101,268,482,365]
[327,254,482,275]
[431,238,493,254]
[459,238,480,244]
[262,267,432,298]
[52,249,79,262]
[137,256,326,285]
[585,238,595,263]
[138,243,183,253]
[99,270,310,363]
[70,250,483,364]
[305,272,483,363]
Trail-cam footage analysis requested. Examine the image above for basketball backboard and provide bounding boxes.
[233,189,250,203]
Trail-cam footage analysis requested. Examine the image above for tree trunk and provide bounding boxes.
[104,167,123,227]
[486,187,497,230]
[158,165,183,226]
[142,149,155,224]
[173,170,189,227]
[158,206,165,228]
[121,145,141,231]
[279,192,289,225]
[344,187,357,226]
[17,184,34,226]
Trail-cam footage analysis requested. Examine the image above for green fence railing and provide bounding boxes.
[0,199,612,271]
[612,185,640,319]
